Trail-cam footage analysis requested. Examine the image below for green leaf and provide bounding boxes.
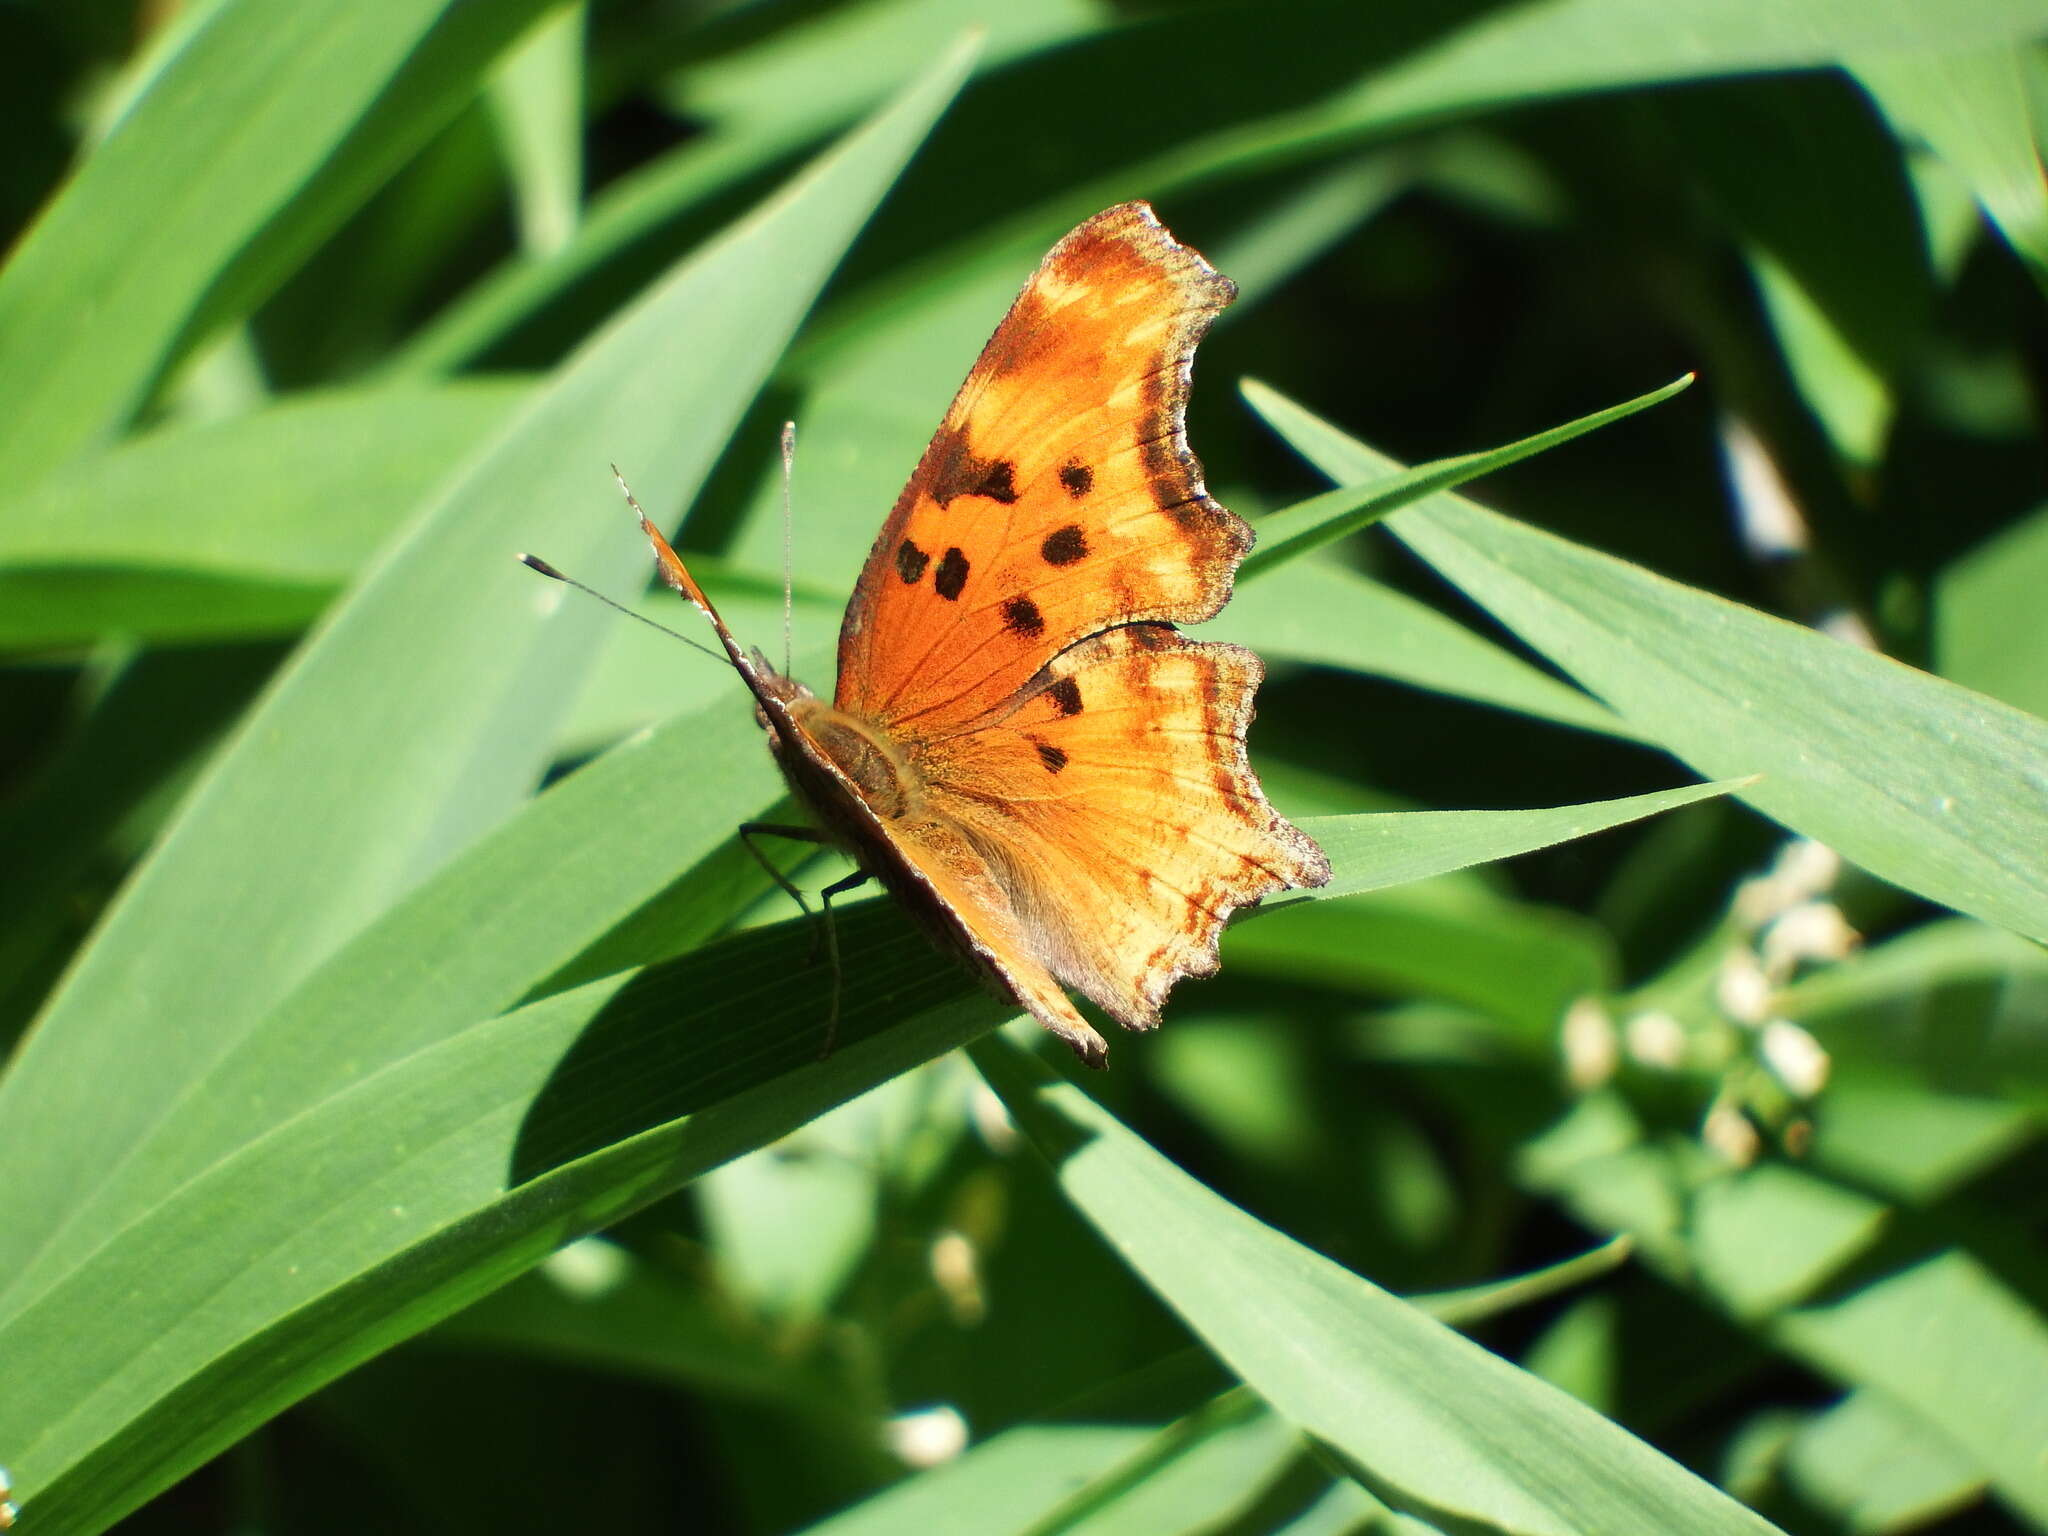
[486,3,586,258]
[1237,373,1694,580]
[1210,557,1636,744]
[0,39,976,1312]
[1297,780,1747,904]
[0,0,556,486]
[1249,381,2048,946]
[1778,1250,2048,1528]
[393,0,1101,375]
[0,381,529,650]
[1340,0,2048,130]
[1782,1390,1985,1535]
[0,905,1006,1533]
[1854,42,2048,281]
[1934,500,2048,720]
[971,1034,1785,1536]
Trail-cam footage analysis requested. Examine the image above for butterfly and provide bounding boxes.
[633,202,1328,1066]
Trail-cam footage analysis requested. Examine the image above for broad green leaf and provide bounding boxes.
[0,42,976,1303]
[1220,552,1634,747]
[393,0,1101,375]
[1934,500,2048,720]
[1854,42,2048,279]
[1777,1250,2048,1527]
[800,1422,1165,1536]
[0,686,783,1309]
[0,381,529,650]
[486,3,585,258]
[1778,917,2048,1101]
[1248,382,2048,945]
[1783,1390,1985,1535]
[0,0,556,486]
[1689,1166,1889,1322]
[0,645,274,1042]
[1529,1111,2048,1527]
[0,753,1758,1521]
[1341,0,2048,130]
[0,904,1007,1532]
[1805,1071,2039,1205]
[971,1035,1785,1536]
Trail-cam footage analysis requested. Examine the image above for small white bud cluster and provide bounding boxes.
[1559,838,1852,1164]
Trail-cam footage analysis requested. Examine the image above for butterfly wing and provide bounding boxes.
[911,624,1329,1031]
[834,202,1246,736]
[814,202,1326,1063]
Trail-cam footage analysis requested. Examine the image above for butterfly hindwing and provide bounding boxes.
[911,625,1330,1030]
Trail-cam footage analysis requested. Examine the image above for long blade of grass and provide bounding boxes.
[1248,382,2048,945]
[0,0,556,487]
[0,381,530,650]
[0,41,975,1294]
[1296,780,1746,904]
[1237,374,1693,580]
[971,1034,1785,1536]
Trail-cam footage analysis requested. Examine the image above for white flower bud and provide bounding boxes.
[1716,948,1771,1024]
[886,1405,969,1468]
[1625,1010,1687,1071]
[1760,1019,1831,1098]
[1561,998,1619,1089]
[1760,901,1858,978]
[1703,1101,1761,1167]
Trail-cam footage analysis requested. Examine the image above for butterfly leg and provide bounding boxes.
[737,820,826,918]
[815,869,873,1058]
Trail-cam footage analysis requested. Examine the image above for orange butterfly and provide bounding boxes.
[640,203,1327,1066]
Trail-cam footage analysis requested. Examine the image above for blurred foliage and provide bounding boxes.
[1,1,2045,1534]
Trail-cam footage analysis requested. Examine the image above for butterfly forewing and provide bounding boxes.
[834,203,1246,737]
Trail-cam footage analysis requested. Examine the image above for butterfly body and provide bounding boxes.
[645,203,1329,1066]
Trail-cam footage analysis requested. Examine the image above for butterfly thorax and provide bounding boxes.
[770,693,918,825]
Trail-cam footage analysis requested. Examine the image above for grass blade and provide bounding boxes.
[971,1035,1785,1536]
[1249,382,2048,945]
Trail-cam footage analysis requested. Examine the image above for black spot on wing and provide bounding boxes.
[1002,595,1045,637]
[1048,676,1083,716]
[1035,740,1068,773]
[1059,461,1093,498]
[1041,525,1088,565]
[896,539,929,584]
[977,458,1019,503]
[934,548,970,601]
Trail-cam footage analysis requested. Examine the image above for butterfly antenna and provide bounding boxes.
[515,552,735,670]
[779,420,797,679]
